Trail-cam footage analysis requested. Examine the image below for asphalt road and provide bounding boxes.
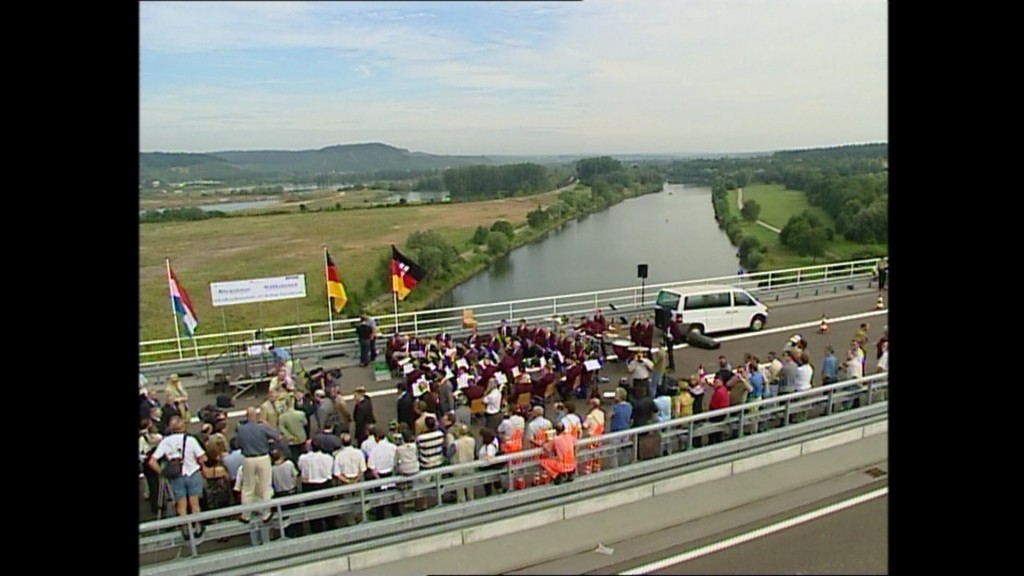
[617,493,887,575]
[172,289,887,430]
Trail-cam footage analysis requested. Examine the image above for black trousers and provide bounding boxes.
[302,481,337,533]
[143,464,161,515]
[691,394,704,447]
[372,473,403,520]
[709,415,726,445]
[288,444,305,467]
[274,488,304,538]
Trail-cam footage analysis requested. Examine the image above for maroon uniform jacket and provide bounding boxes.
[533,370,555,398]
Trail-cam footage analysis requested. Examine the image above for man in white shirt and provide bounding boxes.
[366,429,401,520]
[627,351,655,400]
[875,341,888,373]
[148,416,207,538]
[298,441,337,533]
[790,357,814,423]
[360,425,379,461]
[794,358,813,393]
[332,432,367,526]
[333,433,367,485]
[874,341,889,401]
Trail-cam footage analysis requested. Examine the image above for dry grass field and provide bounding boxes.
[140,191,560,341]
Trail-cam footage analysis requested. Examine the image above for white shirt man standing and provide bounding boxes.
[366,429,401,520]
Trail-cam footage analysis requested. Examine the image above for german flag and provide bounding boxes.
[391,245,427,301]
[325,249,348,313]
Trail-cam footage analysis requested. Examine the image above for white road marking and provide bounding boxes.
[618,486,888,575]
[195,309,887,424]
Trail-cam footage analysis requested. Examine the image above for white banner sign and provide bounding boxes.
[210,275,307,307]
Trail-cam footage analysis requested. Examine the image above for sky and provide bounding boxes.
[139,1,887,156]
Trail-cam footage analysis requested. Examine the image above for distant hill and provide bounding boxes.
[139,142,496,185]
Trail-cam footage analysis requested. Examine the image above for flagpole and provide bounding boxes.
[166,258,184,360]
[392,289,399,334]
[324,246,335,341]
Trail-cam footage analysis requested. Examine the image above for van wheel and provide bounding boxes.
[750,316,766,332]
[688,324,704,335]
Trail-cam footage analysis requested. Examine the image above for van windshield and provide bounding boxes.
[656,290,681,310]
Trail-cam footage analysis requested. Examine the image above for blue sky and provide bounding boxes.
[140,1,887,156]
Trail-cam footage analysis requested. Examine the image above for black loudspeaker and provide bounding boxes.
[637,263,648,279]
[685,331,721,350]
[654,307,671,330]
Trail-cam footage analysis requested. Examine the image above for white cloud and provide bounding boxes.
[140,0,887,155]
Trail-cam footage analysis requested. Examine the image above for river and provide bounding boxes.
[438,183,740,308]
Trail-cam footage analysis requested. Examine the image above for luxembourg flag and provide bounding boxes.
[166,261,199,338]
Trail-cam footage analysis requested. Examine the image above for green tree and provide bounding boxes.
[740,199,761,222]
[738,236,761,260]
[745,251,764,271]
[486,231,509,254]
[790,226,828,260]
[527,207,549,228]
[490,220,515,240]
[472,225,489,244]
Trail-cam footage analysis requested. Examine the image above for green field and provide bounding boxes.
[728,184,886,269]
[140,192,561,342]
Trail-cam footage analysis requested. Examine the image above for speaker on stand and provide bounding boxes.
[637,263,649,307]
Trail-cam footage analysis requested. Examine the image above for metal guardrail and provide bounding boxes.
[140,258,881,366]
[139,373,888,573]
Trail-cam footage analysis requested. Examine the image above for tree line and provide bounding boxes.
[442,163,550,198]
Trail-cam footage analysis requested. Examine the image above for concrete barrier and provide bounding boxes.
[731,444,802,474]
[801,428,864,455]
[348,531,462,571]
[864,419,888,437]
[463,507,563,544]
[563,485,653,520]
[264,421,887,576]
[652,462,732,496]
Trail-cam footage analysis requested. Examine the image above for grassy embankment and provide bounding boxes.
[141,183,659,346]
[140,193,554,343]
[726,184,886,269]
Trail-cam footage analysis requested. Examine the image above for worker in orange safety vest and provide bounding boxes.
[539,421,577,484]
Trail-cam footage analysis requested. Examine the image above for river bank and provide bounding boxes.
[362,181,667,317]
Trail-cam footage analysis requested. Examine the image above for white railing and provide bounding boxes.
[139,258,880,366]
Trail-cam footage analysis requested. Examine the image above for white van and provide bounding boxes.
[654,284,768,335]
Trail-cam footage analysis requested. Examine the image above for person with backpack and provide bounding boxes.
[147,415,208,538]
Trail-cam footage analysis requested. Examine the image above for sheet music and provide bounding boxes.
[403,364,414,375]
[584,359,602,372]
[457,374,470,389]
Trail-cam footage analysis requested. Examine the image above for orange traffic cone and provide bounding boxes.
[818,316,829,334]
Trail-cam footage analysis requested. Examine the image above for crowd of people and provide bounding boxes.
[139,311,888,541]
